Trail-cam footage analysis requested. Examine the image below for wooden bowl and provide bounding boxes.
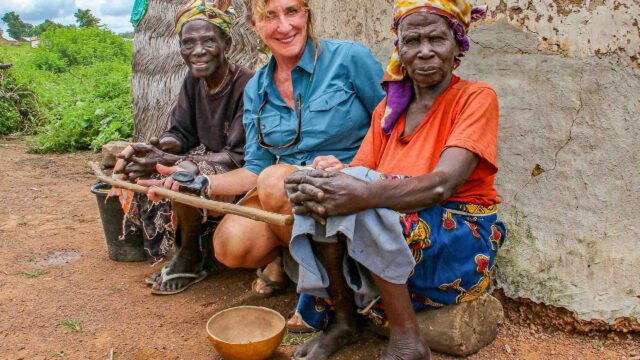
[206,306,286,360]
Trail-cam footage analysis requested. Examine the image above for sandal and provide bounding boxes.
[150,265,208,295]
[251,267,289,298]
[144,271,161,286]
[286,311,316,334]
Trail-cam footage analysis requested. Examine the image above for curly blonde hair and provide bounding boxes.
[248,0,318,45]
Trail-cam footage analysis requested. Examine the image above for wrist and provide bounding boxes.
[162,154,184,165]
[361,182,379,210]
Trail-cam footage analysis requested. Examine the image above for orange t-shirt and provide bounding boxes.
[350,75,500,206]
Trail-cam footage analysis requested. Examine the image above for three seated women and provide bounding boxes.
[135,0,505,358]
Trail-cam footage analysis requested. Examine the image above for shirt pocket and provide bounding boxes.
[253,111,298,148]
[308,87,352,112]
[307,87,358,140]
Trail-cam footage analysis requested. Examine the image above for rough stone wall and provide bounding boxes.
[308,1,640,325]
[486,0,640,61]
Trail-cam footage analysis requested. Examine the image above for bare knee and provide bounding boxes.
[213,218,277,268]
[213,226,249,268]
[256,164,296,212]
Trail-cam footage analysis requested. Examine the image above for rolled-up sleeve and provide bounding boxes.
[347,43,386,115]
[242,86,277,175]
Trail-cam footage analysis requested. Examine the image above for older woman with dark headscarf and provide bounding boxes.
[283,0,506,358]
[118,0,254,294]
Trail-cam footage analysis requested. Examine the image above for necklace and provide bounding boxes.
[207,64,231,94]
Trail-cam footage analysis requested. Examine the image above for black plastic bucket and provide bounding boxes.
[91,183,147,262]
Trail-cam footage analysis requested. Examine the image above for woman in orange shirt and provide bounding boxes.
[283,0,506,359]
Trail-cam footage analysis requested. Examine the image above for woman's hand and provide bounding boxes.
[136,164,187,202]
[284,169,373,223]
[311,155,347,172]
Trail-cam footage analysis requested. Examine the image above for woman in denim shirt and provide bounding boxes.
[211,0,384,299]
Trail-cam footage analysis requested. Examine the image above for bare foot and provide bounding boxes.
[292,321,359,360]
[378,332,431,360]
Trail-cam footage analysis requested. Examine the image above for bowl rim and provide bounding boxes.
[206,305,286,345]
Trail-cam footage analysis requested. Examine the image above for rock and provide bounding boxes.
[101,141,130,168]
[416,294,504,357]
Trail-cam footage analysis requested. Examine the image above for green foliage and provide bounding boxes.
[33,62,133,152]
[0,26,133,152]
[74,9,100,28]
[1,12,34,40]
[0,51,43,135]
[33,20,64,36]
[23,268,48,278]
[33,27,132,71]
[59,319,83,332]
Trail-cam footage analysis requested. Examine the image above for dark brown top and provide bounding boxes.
[161,64,254,167]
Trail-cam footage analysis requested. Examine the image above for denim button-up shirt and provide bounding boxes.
[242,38,386,175]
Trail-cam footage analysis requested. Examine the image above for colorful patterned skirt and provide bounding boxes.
[296,201,506,329]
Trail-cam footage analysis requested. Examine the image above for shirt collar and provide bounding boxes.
[257,37,318,96]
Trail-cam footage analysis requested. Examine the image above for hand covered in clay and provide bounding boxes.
[284,169,373,224]
[113,137,182,181]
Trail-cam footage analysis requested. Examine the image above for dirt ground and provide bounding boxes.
[0,138,638,360]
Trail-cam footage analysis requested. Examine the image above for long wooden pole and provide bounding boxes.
[89,162,293,226]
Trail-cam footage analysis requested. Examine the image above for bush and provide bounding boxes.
[0,53,43,135]
[32,61,133,152]
[0,26,133,152]
[33,27,132,71]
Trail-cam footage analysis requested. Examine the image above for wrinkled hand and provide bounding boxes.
[311,155,347,171]
[284,169,373,224]
[113,138,178,181]
[136,163,187,202]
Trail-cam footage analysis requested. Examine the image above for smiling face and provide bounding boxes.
[253,0,309,63]
[179,20,230,78]
[398,12,459,89]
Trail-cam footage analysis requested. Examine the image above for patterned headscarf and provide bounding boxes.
[381,0,487,134]
[175,0,236,36]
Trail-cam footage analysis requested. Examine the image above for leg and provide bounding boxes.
[213,193,282,268]
[246,164,297,295]
[153,202,206,293]
[256,164,296,245]
[371,274,431,360]
[293,238,360,360]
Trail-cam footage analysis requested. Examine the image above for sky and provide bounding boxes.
[0,0,135,38]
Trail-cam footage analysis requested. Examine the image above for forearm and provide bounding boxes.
[191,152,239,170]
[208,167,258,196]
[367,171,459,213]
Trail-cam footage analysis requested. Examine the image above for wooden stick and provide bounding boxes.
[89,162,293,226]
